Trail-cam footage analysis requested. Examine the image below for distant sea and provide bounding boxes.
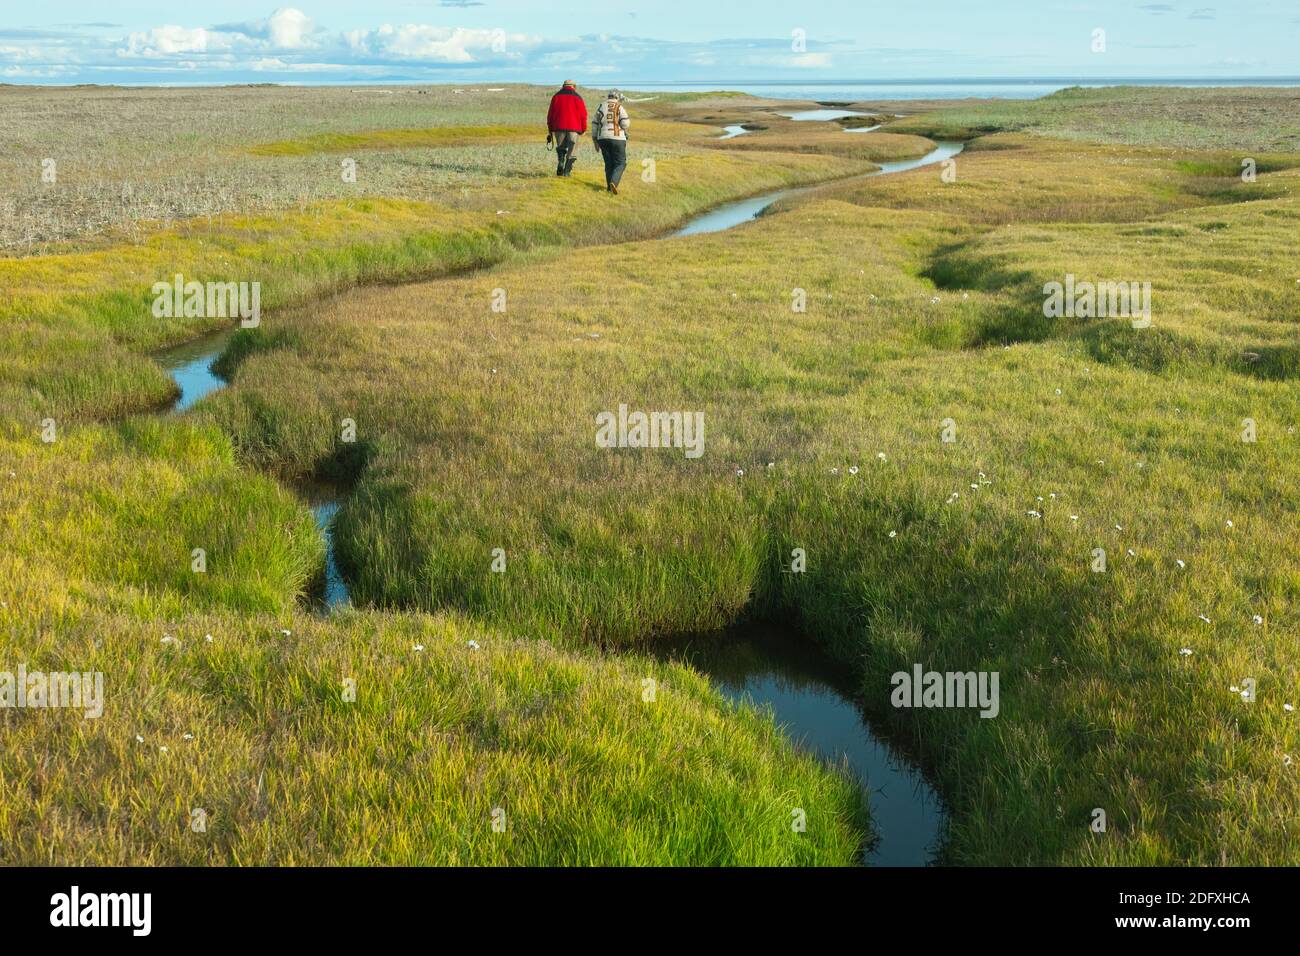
[622,78,1300,101]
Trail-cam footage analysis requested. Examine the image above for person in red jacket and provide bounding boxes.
[546,80,588,177]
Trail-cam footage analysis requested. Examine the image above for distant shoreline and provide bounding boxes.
[5,76,1300,96]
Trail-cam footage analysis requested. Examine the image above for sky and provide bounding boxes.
[1,1,1297,86]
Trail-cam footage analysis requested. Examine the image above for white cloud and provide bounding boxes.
[345,25,536,63]
[267,8,315,49]
[121,25,212,58]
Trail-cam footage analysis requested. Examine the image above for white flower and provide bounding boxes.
[970,484,979,490]
[767,462,775,469]
[1126,549,1135,557]
[280,629,291,636]
[1070,515,1079,522]
[1253,615,1263,625]
[1179,648,1193,656]
[204,633,213,642]
[135,735,145,743]
[1285,754,1294,767]
[414,644,425,652]
[736,469,745,478]
[1176,559,1185,569]
[1114,524,1123,531]
[183,733,194,741]
[468,640,481,650]
[1198,614,1211,624]
[159,746,169,753]
[1027,510,1041,518]
[1230,685,1240,693]
[1054,389,1062,396]
[888,531,897,539]
[1225,520,1234,528]
[849,466,859,476]
[160,635,177,645]
[1285,704,1295,713]
[1049,493,1057,499]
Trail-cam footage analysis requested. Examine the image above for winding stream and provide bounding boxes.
[148,143,958,853]
[673,140,964,238]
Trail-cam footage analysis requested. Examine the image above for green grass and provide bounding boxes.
[888,85,1300,151]
[4,84,1300,865]
[197,107,1300,864]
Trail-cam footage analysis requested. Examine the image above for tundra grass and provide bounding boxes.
[0,418,866,865]
[888,84,1300,151]
[5,87,1299,866]
[194,128,1300,864]
[3,139,887,422]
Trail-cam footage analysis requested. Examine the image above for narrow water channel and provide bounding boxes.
[154,327,237,412]
[673,140,964,238]
[660,624,945,866]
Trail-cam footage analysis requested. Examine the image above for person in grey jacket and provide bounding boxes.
[592,91,631,193]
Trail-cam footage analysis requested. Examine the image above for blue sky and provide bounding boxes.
[2,1,1297,85]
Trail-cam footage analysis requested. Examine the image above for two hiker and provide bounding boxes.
[546,82,631,194]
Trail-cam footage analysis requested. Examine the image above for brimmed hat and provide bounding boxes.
[562,79,576,88]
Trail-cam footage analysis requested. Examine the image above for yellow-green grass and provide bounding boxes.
[0,417,866,864]
[7,87,1300,866]
[247,125,542,157]
[0,606,865,864]
[193,134,1300,864]
[0,84,789,251]
[0,95,897,866]
[4,145,894,423]
[888,84,1300,151]
[709,128,940,162]
[817,133,1300,225]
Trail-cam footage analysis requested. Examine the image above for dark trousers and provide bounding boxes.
[554,131,579,175]
[597,138,627,187]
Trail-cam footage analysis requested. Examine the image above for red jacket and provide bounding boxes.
[547,87,588,134]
